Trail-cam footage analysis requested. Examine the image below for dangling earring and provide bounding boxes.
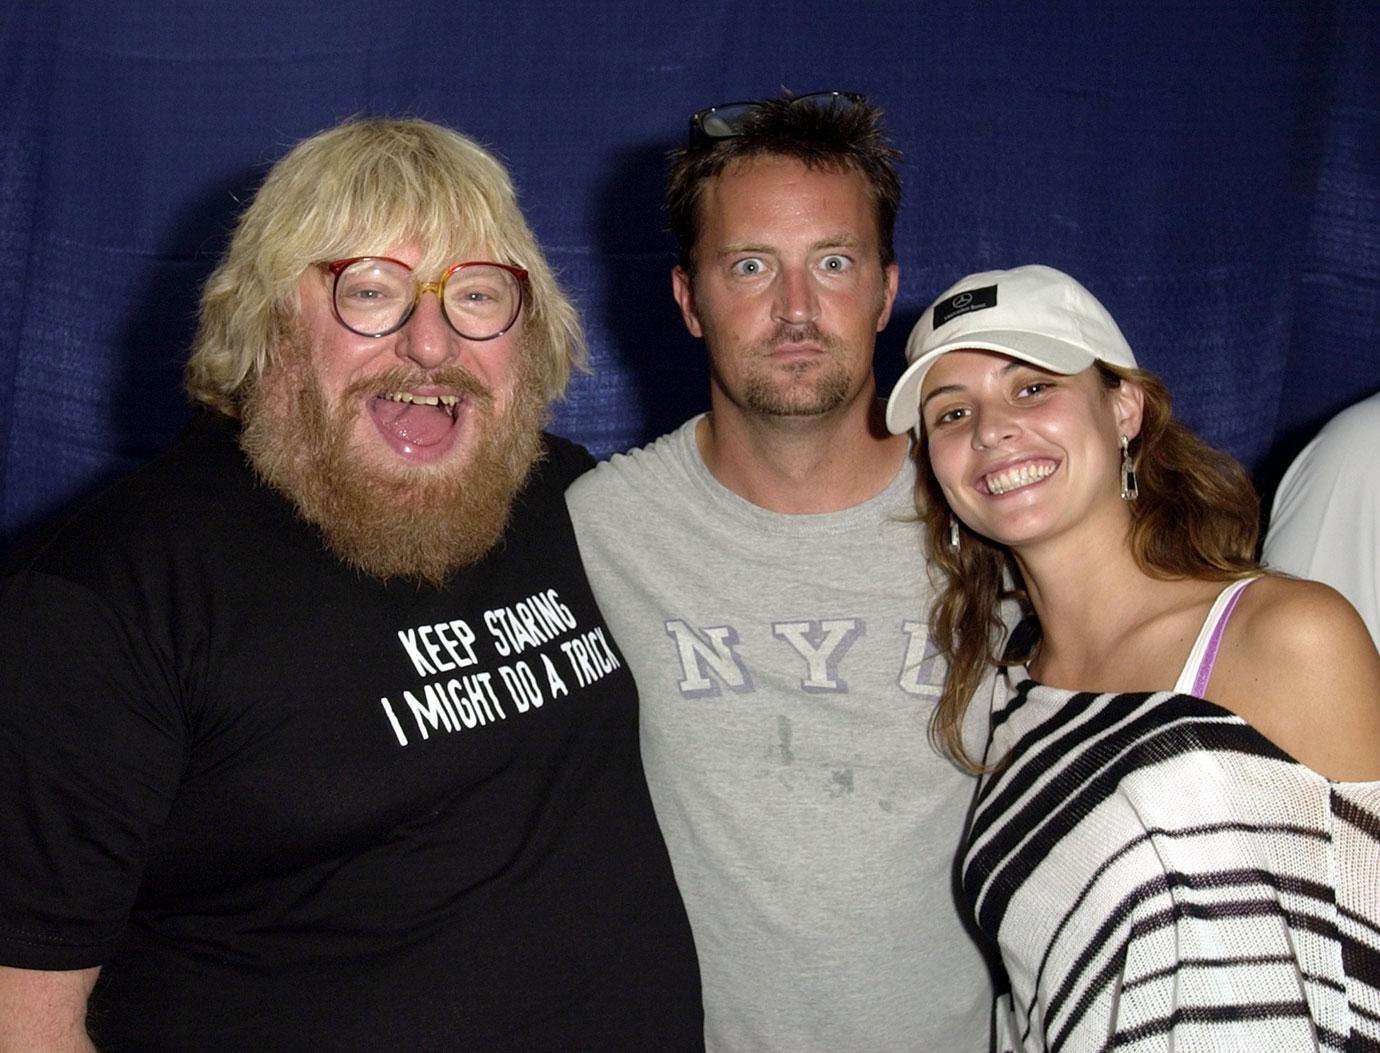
[1119,435,1139,502]
[948,515,961,550]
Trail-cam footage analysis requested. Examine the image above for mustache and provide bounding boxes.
[342,365,495,406]
[752,321,841,354]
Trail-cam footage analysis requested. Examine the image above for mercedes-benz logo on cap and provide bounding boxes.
[933,283,999,329]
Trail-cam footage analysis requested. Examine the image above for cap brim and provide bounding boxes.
[884,331,1100,435]
[884,356,931,434]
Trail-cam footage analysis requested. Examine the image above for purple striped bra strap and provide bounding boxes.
[1176,576,1260,698]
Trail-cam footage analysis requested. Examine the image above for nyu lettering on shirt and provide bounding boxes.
[567,416,992,1053]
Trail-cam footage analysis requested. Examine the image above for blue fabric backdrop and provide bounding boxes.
[2,1,1377,544]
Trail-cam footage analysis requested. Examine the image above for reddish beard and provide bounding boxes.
[240,338,547,588]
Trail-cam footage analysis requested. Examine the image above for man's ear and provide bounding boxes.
[1113,375,1146,441]
[671,266,703,338]
[876,261,899,332]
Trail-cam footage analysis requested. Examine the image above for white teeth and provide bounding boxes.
[381,392,460,408]
[984,462,1055,495]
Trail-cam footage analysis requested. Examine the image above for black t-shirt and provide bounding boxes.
[0,413,702,1051]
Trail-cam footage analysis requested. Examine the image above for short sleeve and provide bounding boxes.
[0,568,185,969]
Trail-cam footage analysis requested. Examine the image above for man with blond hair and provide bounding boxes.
[0,118,700,1050]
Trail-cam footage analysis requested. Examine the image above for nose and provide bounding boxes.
[772,266,819,325]
[972,403,1020,450]
[395,286,458,369]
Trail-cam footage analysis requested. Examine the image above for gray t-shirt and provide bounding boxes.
[567,417,991,1051]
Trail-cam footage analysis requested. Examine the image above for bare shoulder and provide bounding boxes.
[1211,575,1380,780]
[1232,575,1376,661]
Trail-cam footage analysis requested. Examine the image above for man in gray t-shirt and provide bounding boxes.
[567,92,991,1050]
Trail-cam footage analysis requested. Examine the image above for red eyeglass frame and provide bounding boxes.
[324,256,530,340]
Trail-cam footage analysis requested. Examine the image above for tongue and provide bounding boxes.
[373,398,455,447]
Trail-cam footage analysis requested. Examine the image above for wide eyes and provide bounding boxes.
[727,254,854,278]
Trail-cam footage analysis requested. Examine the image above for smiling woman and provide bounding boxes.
[920,353,1137,552]
[886,265,1380,1052]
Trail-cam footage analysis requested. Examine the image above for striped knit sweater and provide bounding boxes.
[962,673,1380,1051]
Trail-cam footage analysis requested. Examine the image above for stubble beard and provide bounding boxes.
[737,321,854,418]
[240,331,547,588]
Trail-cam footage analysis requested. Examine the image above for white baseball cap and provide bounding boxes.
[885,264,1138,434]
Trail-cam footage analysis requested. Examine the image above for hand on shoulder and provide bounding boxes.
[1213,575,1380,780]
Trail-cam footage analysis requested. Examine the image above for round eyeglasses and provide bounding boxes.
[325,257,528,340]
[688,90,867,146]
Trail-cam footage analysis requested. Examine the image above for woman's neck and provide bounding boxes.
[1015,527,1165,688]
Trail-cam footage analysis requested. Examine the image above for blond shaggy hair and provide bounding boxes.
[186,118,586,415]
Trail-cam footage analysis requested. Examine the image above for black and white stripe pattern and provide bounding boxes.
[962,675,1380,1051]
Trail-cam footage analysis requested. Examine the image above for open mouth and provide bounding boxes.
[981,460,1057,495]
[370,390,464,453]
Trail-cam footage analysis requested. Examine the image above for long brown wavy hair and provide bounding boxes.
[919,363,1260,771]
